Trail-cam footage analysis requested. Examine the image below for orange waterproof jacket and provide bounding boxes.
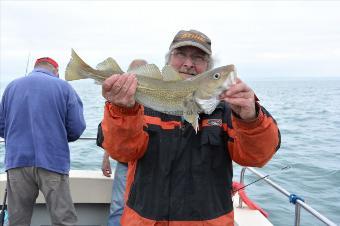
[101,101,280,226]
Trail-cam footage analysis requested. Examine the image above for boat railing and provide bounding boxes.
[239,167,338,226]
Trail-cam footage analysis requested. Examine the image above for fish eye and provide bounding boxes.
[213,73,220,80]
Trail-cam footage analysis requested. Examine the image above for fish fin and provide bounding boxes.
[96,57,124,74]
[65,49,88,81]
[183,93,201,132]
[161,65,183,81]
[65,49,109,82]
[183,113,200,133]
[128,64,162,79]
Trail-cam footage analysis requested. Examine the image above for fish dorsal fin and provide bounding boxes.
[96,57,124,74]
[161,65,183,81]
[128,64,162,79]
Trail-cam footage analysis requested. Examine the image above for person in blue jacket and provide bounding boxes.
[0,57,86,226]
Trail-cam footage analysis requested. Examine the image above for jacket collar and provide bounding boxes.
[30,67,58,78]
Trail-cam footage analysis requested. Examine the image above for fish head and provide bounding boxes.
[194,64,237,114]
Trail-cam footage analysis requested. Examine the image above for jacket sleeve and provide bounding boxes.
[0,87,9,138]
[227,102,281,167]
[0,99,4,138]
[65,87,86,142]
[101,102,149,163]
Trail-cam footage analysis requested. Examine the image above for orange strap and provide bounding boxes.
[144,115,181,130]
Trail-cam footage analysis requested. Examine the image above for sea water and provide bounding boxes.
[0,77,339,225]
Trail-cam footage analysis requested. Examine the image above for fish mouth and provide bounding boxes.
[224,71,237,88]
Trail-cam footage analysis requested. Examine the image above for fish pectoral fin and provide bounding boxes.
[128,64,162,79]
[183,112,199,132]
[96,57,124,74]
[161,65,183,81]
[183,93,201,132]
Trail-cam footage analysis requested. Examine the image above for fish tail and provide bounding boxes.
[65,49,96,81]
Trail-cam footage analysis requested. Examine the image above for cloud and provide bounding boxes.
[1,1,340,80]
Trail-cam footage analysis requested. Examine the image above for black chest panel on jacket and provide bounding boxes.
[127,105,234,221]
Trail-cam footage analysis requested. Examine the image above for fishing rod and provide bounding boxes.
[25,52,31,76]
[0,137,96,143]
[233,165,291,193]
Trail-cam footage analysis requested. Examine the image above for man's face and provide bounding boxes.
[169,46,209,79]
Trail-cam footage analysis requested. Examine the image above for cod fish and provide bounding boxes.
[65,49,237,131]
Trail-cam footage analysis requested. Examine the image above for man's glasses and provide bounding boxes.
[171,50,208,65]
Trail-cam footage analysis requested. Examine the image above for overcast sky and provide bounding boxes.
[1,0,340,83]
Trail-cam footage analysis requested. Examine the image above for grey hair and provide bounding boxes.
[34,62,58,76]
[164,50,214,70]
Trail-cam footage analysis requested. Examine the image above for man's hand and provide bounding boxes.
[101,152,112,177]
[219,78,257,121]
[102,73,138,108]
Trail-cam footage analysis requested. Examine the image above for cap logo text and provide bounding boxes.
[179,33,206,43]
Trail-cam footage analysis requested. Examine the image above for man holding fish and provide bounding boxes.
[69,29,281,225]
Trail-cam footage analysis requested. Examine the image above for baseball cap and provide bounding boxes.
[35,57,59,70]
[169,29,212,55]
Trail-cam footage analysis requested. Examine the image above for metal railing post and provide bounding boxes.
[238,167,247,208]
[295,203,302,226]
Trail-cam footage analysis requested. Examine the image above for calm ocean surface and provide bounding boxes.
[1,77,339,225]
